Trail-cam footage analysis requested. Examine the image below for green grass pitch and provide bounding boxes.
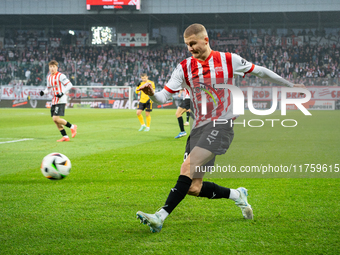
[0,108,339,254]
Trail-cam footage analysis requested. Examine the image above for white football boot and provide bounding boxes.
[235,187,253,219]
[136,211,164,233]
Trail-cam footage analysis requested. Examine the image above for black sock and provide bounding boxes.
[60,129,67,136]
[198,182,230,199]
[65,122,72,128]
[177,116,184,132]
[186,112,190,122]
[162,175,192,215]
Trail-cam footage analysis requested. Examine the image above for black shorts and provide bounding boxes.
[51,104,65,117]
[184,120,234,165]
[137,99,152,112]
[179,98,190,110]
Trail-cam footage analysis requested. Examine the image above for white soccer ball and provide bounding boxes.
[41,152,71,180]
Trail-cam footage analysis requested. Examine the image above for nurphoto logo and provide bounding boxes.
[198,83,312,127]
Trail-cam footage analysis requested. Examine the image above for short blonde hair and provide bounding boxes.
[183,23,208,39]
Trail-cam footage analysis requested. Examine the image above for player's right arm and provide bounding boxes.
[137,64,185,104]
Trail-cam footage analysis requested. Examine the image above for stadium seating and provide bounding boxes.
[1,28,339,87]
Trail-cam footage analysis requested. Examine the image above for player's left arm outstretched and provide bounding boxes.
[251,65,306,89]
[231,54,307,90]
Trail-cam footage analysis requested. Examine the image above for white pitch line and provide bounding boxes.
[0,138,34,144]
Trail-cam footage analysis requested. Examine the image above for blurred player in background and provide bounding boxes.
[40,60,77,142]
[175,88,191,139]
[135,73,155,132]
[136,23,307,233]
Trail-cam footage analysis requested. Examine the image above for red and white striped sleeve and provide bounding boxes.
[149,63,186,104]
[164,63,186,94]
[231,53,255,78]
[59,73,73,93]
[232,53,294,87]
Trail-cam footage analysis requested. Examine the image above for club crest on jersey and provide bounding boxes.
[214,66,223,75]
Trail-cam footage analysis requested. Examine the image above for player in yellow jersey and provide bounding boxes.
[135,73,155,131]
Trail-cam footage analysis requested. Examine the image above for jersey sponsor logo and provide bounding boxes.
[241,58,247,65]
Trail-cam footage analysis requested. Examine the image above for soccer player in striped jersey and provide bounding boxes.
[40,60,77,142]
[136,24,306,233]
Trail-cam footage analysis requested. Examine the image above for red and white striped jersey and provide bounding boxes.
[165,51,255,127]
[45,72,72,105]
[183,88,190,99]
